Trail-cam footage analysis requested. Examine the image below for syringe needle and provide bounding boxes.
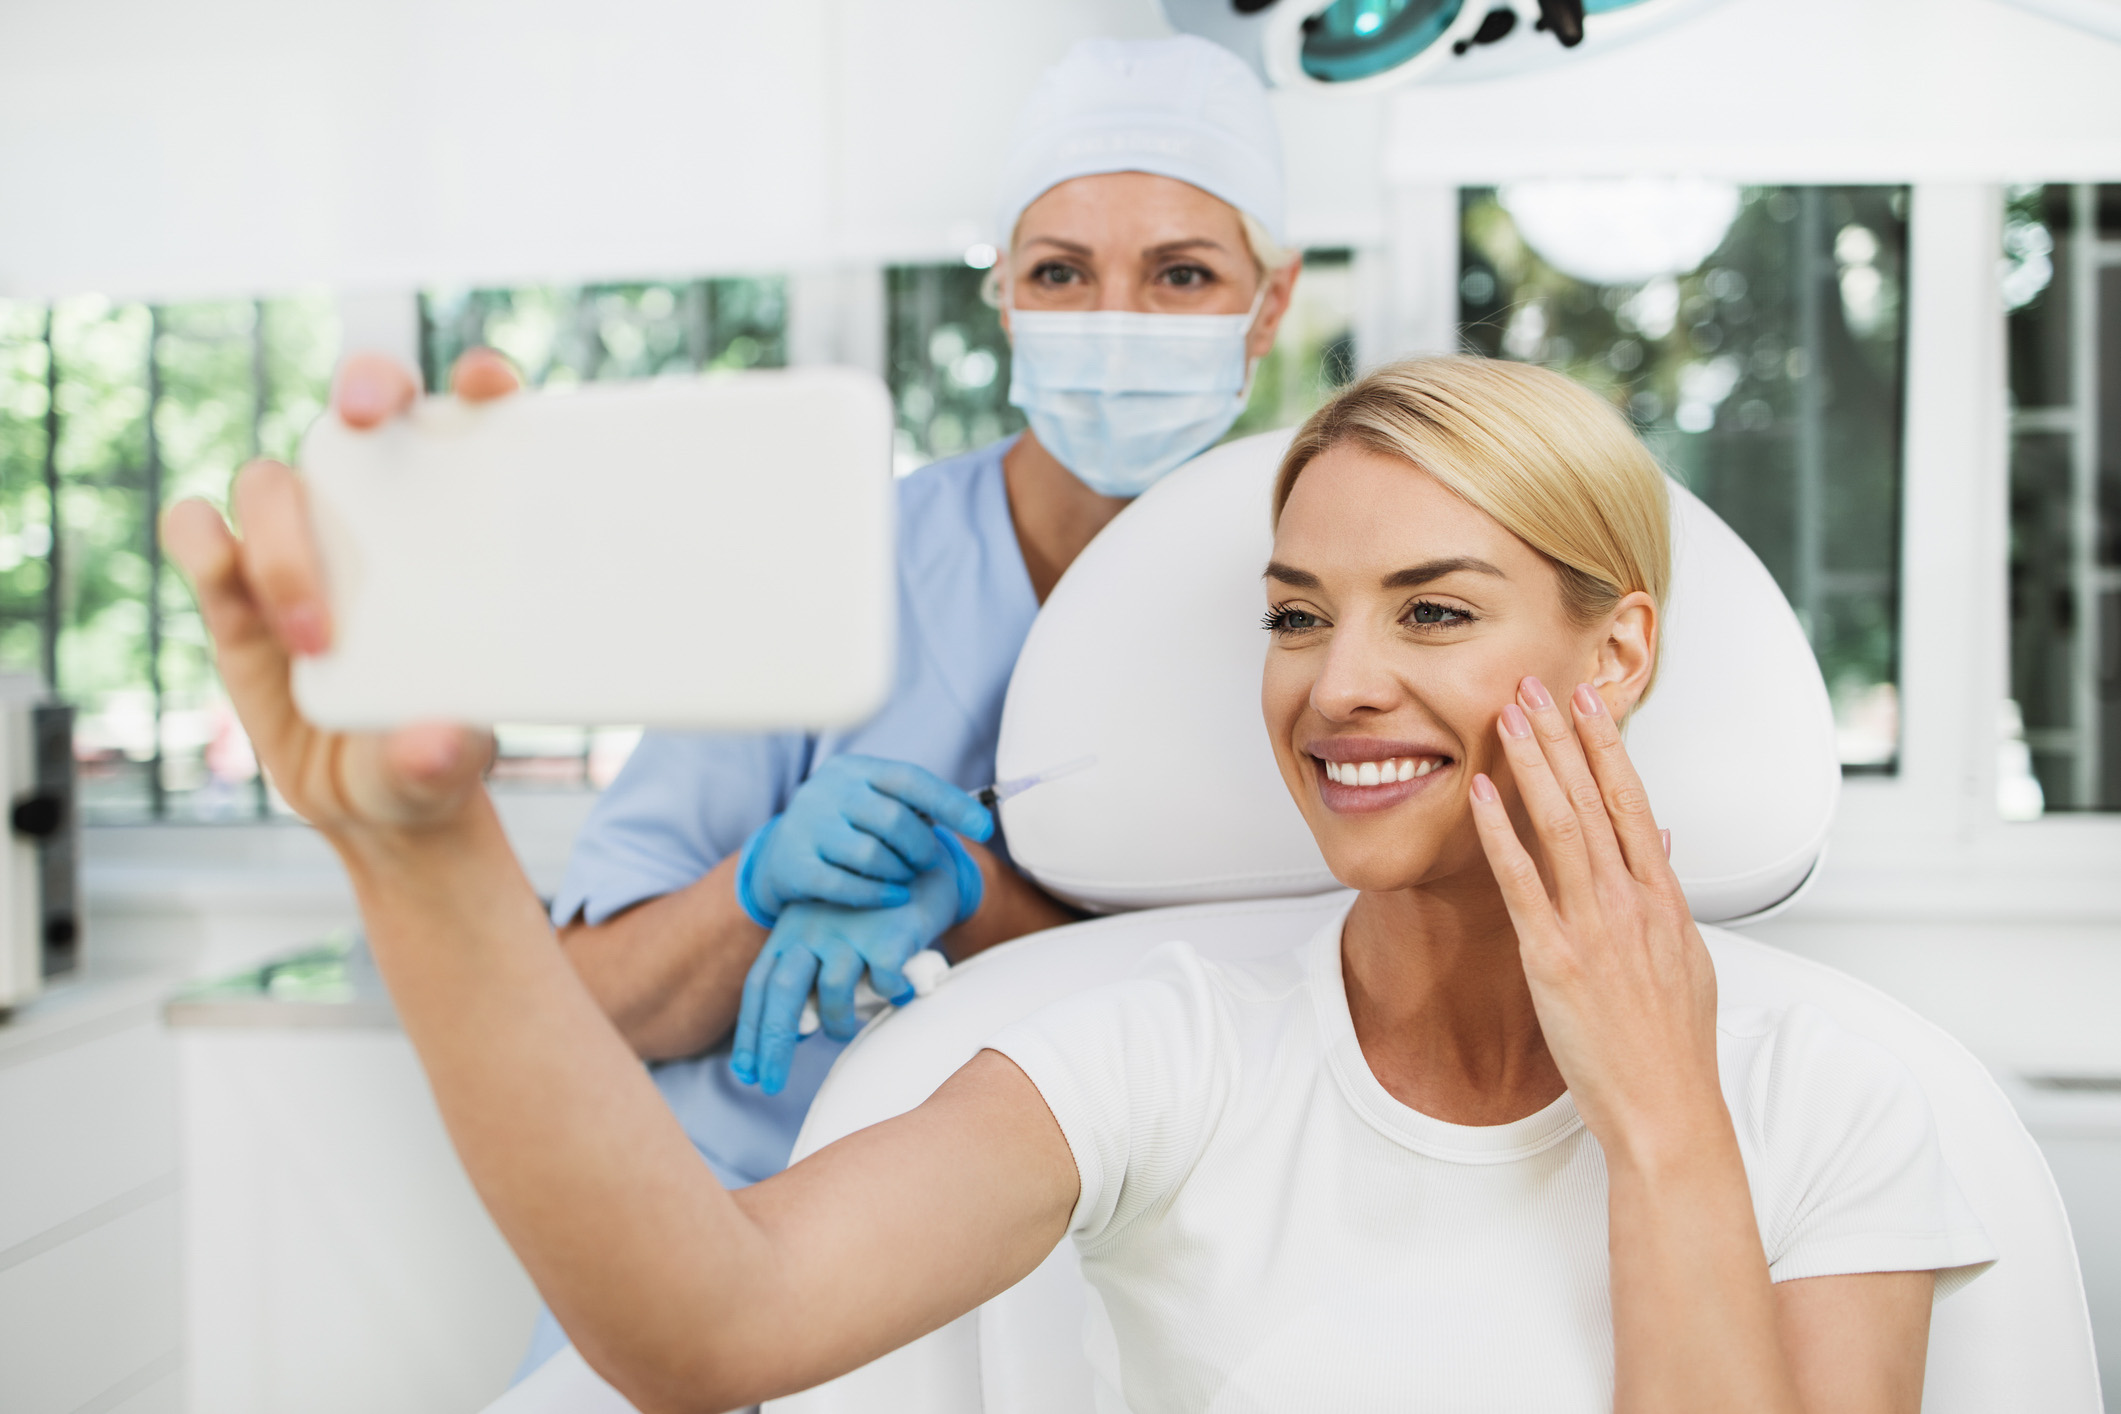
[976,754,1097,809]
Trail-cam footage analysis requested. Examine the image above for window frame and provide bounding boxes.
[1817,184,2121,924]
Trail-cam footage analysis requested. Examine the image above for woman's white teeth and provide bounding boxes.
[1324,756,1440,785]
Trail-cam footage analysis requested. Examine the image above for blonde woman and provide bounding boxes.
[166,356,1989,1413]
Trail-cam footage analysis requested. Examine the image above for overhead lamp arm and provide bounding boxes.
[1535,0,1587,46]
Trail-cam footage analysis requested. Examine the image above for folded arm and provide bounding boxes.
[563,834,1078,1062]
[559,859,763,1060]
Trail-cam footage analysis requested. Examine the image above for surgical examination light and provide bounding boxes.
[1159,0,1732,93]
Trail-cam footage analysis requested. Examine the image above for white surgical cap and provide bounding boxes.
[995,35,1286,248]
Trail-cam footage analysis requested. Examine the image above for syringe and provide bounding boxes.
[975,753,1097,810]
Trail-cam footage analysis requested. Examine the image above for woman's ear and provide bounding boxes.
[987,251,1015,338]
[1246,256,1303,362]
[1590,592,1658,719]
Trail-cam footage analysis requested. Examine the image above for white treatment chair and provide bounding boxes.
[489,434,2101,1414]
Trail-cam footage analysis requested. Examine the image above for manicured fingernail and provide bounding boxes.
[280,602,328,656]
[337,379,385,425]
[1573,684,1604,716]
[1660,828,1672,858]
[1518,676,1552,711]
[1471,772,1499,803]
[1500,703,1532,739]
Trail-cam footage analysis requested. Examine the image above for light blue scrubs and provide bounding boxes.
[518,437,1040,1377]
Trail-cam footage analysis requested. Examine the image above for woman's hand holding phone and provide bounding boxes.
[162,350,520,842]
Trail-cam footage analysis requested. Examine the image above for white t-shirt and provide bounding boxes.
[987,903,1995,1414]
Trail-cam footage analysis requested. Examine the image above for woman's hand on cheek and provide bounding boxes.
[163,460,492,843]
[1466,676,1724,1175]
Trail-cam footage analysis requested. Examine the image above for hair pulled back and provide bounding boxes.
[1274,355,1671,686]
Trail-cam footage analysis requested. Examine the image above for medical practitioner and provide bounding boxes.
[493,35,1301,1372]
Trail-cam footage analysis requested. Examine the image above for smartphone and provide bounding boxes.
[292,368,895,730]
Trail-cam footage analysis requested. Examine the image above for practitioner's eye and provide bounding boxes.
[1403,600,1474,631]
[1030,261,1085,288]
[1159,262,1217,289]
[1263,604,1326,637]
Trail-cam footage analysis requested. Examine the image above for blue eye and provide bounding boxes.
[1263,605,1324,635]
[1407,600,1472,628]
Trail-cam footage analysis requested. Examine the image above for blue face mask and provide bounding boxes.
[1006,292,1263,499]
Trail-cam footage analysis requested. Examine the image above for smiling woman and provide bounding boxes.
[165,346,1993,1413]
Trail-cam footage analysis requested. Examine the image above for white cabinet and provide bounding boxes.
[0,973,181,1414]
[173,961,540,1414]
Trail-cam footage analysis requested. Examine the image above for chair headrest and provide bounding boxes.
[996,430,1839,924]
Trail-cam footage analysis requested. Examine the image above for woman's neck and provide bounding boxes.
[1341,879,1566,1127]
[1001,429,1132,604]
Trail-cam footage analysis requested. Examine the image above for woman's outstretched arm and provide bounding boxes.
[344,808,1074,1411]
[162,374,1078,1413]
[1469,673,1930,1414]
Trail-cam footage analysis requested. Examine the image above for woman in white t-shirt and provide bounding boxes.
[167,355,1991,1413]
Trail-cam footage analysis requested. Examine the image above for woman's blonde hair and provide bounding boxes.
[1274,356,1671,683]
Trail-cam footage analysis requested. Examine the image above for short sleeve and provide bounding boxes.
[985,942,1232,1251]
[550,728,810,926]
[1735,1004,1997,1299]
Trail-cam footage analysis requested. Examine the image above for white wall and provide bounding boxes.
[1383,0,2121,183]
[11,0,2120,308]
[0,0,1414,304]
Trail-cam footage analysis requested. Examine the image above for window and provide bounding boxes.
[417,277,790,787]
[885,249,1358,476]
[422,278,786,392]
[0,295,338,822]
[1230,248,1357,442]
[2004,184,2121,815]
[886,263,1021,475]
[1460,185,1910,771]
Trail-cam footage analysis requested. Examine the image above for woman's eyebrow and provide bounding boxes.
[1264,561,1320,588]
[1382,557,1506,589]
[1144,238,1231,259]
[1021,236,1093,256]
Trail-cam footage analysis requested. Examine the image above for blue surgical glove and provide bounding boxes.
[731,826,983,1095]
[733,754,994,925]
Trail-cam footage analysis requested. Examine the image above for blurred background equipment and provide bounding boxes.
[1994,0,2121,40]
[1159,0,1732,92]
[0,672,76,1013]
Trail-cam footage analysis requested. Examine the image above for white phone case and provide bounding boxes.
[292,368,895,730]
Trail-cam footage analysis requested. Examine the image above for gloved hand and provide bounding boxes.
[731,826,983,1094]
[733,755,993,925]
